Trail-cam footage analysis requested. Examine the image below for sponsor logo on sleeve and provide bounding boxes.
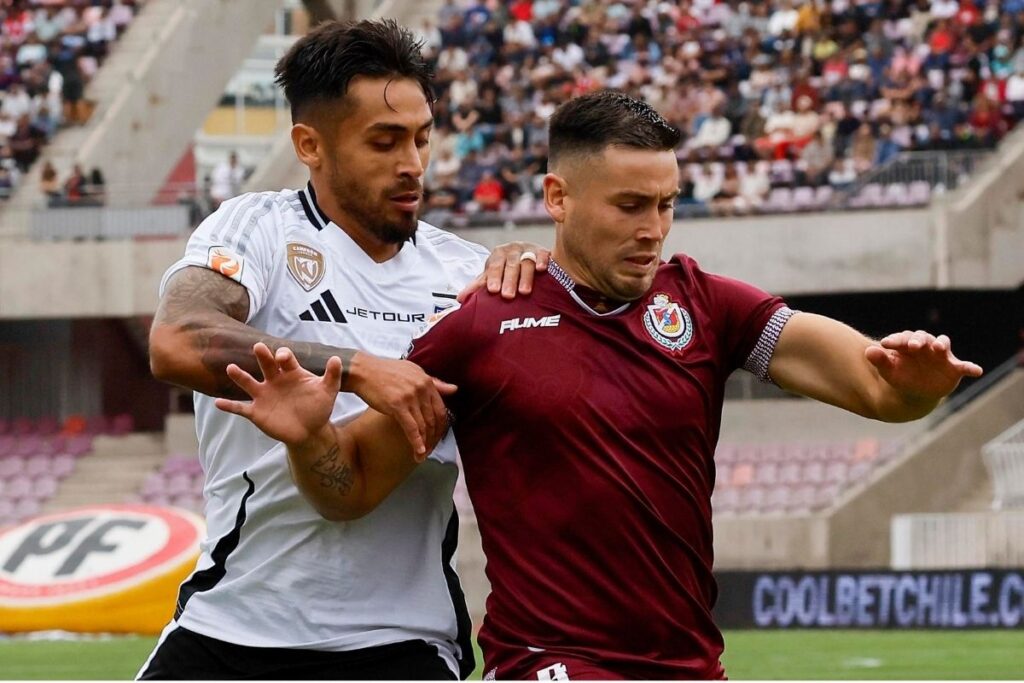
[207,246,244,282]
[643,292,693,351]
[286,242,326,291]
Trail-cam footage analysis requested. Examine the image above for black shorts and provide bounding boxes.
[137,625,458,680]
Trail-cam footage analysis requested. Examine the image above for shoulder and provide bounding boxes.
[204,190,300,228]
[656,253,748,307]
[197,190,308,245]
[657,252,706,286]
[415,221,490,265]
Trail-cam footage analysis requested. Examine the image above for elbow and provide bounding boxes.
[148,323,190,385]
[311,499,373,523]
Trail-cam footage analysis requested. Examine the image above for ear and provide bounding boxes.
[542,173,569,224]
[291,123,322,171]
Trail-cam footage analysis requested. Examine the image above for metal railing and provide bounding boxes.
[0,182,205,240]
[983,417,1024,510]
[836,150,992,206]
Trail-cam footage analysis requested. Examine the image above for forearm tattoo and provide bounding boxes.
[310,444,354,496]
[153,267,356,398]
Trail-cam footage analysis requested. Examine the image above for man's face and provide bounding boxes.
[322,77,432,244]
[554,146,679,301]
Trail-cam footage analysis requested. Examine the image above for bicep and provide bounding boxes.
[767,312,880,417]
[154,266,250,326]
[149,266,251,386]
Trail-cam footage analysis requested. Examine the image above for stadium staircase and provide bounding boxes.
[940,125,1024,288]
[245,0,446,193]
[41,434,165,512]
[713,364,1024,570]
[1,0,283,231]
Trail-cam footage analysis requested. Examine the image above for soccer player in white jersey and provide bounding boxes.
[139,20,546,680]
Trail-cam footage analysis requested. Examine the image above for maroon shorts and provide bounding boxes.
[482,647,726,680]
[482,651,625,680]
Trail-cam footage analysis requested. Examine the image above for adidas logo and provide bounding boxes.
[298,289,347,323]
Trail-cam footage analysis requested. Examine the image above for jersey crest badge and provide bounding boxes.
[286,243,325,291]
[643,292,693,351]
[207,246,244,282]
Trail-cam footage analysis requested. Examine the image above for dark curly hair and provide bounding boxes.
[274,19,435,123]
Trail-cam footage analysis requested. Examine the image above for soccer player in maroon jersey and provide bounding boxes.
[216,92,983,679]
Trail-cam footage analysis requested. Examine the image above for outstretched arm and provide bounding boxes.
[215,343,449,521]
[768,312,983,422]
[149,266,448,454]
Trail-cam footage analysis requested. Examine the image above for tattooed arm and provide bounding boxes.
[149,266,352,399]
[214,344,443,521]
[284,411,425,521]
[149,267,452,455]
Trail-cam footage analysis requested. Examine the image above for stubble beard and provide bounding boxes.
[330,169,419,245]
[563,229,650,303]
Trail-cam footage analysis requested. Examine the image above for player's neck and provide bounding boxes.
[308,178,402,263]
[550,254,626,314]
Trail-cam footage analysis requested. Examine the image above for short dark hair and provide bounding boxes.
[548,90,681,167]
[274,19,435,123]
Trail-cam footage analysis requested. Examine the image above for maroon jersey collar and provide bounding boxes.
[549,259,633,316]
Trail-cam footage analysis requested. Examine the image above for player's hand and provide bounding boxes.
[215,343,340,446]
[346,353,457,457]
[458,241,550,303]
[865,331,983,403]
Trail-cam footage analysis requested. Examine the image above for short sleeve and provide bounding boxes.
[159,193,280,322]
[405,294,483,419]
[405,298,481,466]
[701,269,793,381]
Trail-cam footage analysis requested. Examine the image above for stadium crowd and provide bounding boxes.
[0,0,142,201]
[417,0,1024,221]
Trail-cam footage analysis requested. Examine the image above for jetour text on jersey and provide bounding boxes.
[345,307,427,323]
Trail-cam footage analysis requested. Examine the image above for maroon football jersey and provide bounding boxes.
[408,255,790,679]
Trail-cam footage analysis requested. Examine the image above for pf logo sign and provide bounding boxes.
[0,505,203,634]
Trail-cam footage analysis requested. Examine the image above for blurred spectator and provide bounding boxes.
[767,0,800,36]
[689,104,731,150]
[739,162,771,211]
[473,170,504,211]
[711,163,742,216]
[0,165,12,200]
[9,114,45,172]
[420,0,1021,219]
[0,0,143,202]
[799,131,834,186]
[875,124,904,165]
[1007,64,1024,117]
[849,123,877,173]
[693,162,722,205]
[210,151,245,208]
[968,94,1005,145]
[86,166,105,205]
[828,159,858,190]
[63,163,86,202]
[40,159,59,201]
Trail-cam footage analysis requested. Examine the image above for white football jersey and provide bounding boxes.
[155,184,487,676]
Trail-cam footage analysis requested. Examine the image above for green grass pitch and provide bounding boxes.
[1,630,1021,679]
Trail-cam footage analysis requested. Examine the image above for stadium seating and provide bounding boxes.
[711,437,902,514]
[0,433,91,526]
[133,453,204,514]
[419,0,1018,224]
[0,0,146,201]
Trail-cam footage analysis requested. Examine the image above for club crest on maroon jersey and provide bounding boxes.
[643,292,694,351]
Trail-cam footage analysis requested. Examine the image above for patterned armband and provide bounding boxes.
[743,307,797,384]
